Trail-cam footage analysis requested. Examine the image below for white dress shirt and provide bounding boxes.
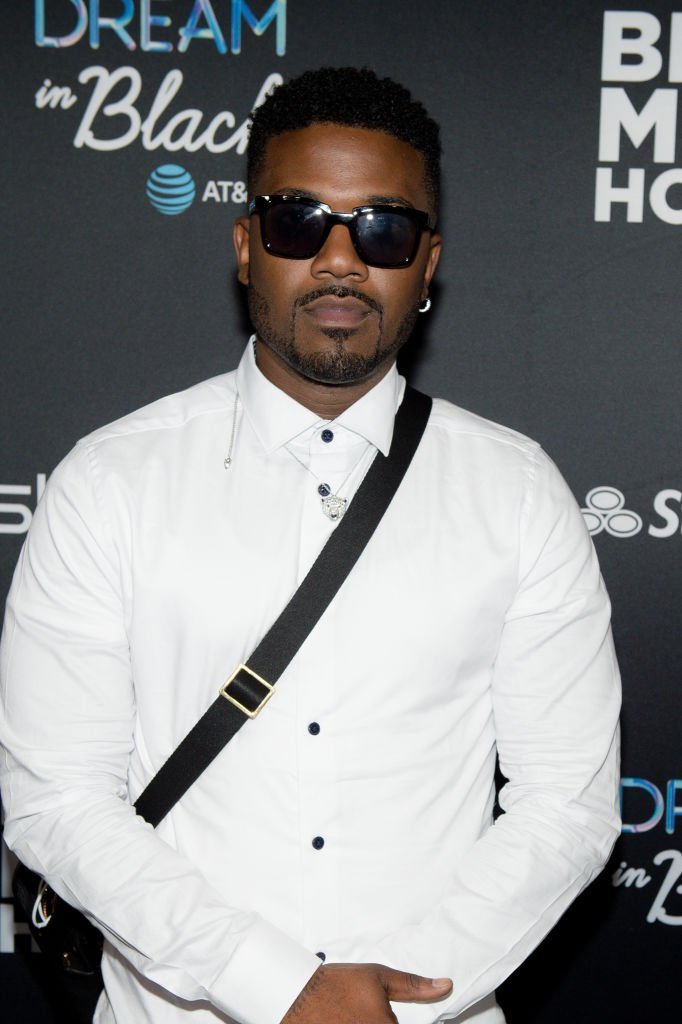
[0,340,621,1024]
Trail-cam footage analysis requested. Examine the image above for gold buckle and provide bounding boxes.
[219,663,274,719]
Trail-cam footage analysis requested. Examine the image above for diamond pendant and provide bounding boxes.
[321,493,347,521]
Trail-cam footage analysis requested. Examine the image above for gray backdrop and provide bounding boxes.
[2,2,680,1021]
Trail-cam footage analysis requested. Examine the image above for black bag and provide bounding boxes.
[13,862,103,976]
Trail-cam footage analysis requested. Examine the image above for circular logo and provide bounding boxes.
[146,165,196,216]
[581,486,643,538]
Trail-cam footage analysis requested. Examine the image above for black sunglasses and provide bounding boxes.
[248,195,435,269]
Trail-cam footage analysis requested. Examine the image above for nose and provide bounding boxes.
[310,223,369,281]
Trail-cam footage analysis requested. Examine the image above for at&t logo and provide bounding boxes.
[146,164,195,215]
[145,167,248,214]
[581,485,682,538]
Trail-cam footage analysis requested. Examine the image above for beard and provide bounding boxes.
[247,283,419,385]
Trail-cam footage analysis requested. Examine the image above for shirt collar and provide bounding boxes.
[236,337,405,456]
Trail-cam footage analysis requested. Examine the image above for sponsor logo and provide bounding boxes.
[35,0,287,56]
[146,164,196,215]
[613,777,682,926]
[621,777,682,836]
[581,486,642,537]
[596,11,682,224]
[202,179,247,204]
[145,169,248,215]
[0,476,47,535]
[35,67,282,156]
[30,2,287,196]
[581,486,682,538]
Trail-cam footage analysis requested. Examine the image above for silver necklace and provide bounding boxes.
[283,443,358,522]
[224,391,370,522]
[223,393,240,469]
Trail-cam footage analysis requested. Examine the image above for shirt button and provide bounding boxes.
[321,428,334,443]
[308,722,321,735]
[318,483,331,497]
[316,951,327,961]
[312,836,325,850]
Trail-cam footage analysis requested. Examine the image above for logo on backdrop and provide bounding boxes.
[581,485,682,538]
[614,777,682,926]
[0,476,47,535]
[146,165,196,215]
[596,11,682,224]
[35,1,287,56]
[581,486,642,537]
[31,2,288,212]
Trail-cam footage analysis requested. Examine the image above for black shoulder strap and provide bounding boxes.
[134,385,432,827]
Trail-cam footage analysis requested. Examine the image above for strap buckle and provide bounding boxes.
[220,664,274,719]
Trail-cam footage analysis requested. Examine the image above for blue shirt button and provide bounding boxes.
[321,429,334,443]
[312,836,325,850]
[308,722,321,735]
[318,483,331,497]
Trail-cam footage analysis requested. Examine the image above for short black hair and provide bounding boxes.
[247,67,441,212]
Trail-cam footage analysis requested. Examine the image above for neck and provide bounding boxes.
[254,338,394,418]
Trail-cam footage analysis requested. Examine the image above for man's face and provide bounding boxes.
[233,124,441,389]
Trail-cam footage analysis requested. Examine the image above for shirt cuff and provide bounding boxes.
[210,917,322,1024]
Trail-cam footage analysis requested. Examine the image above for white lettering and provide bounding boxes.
[0,477,48,536]
[74,66,142,151]
[203,180,222,202]
[140,69,184,149]
[203,180,232,202]
[601,11,663,82]
[648,488,682,537]
[0,485,32,535]
[647,849,682,925]
[154,108,204,152]
[71,67,281,155]
[191,111,237,153]
[612,861,652,888]
[201,180,247,202]
[649,168,682,223]
[594,166,645,222]
[599,88,677,163]
[35,78,78,111]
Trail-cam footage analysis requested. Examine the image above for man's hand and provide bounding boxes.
[281,963,453,1023]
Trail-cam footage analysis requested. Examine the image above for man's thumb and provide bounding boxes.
[380,966,453,1003]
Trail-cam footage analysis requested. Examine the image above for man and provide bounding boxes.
[0,68,620,1024]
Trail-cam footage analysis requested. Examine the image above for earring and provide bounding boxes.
[418,297,432,314]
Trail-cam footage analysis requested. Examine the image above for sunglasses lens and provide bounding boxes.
[354,210,420,267]
[262,201,327,259]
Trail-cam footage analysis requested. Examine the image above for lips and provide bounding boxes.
[302,296,373,328]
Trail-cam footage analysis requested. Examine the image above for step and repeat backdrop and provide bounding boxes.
[1,2,680,1022]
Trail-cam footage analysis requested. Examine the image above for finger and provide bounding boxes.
[379,966,453,1003]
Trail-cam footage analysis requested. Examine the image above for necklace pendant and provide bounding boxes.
[321,493,347,521]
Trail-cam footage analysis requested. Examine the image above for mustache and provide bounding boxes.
[295,285,382,315]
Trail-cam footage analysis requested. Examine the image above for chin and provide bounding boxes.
[289,349,387,386]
